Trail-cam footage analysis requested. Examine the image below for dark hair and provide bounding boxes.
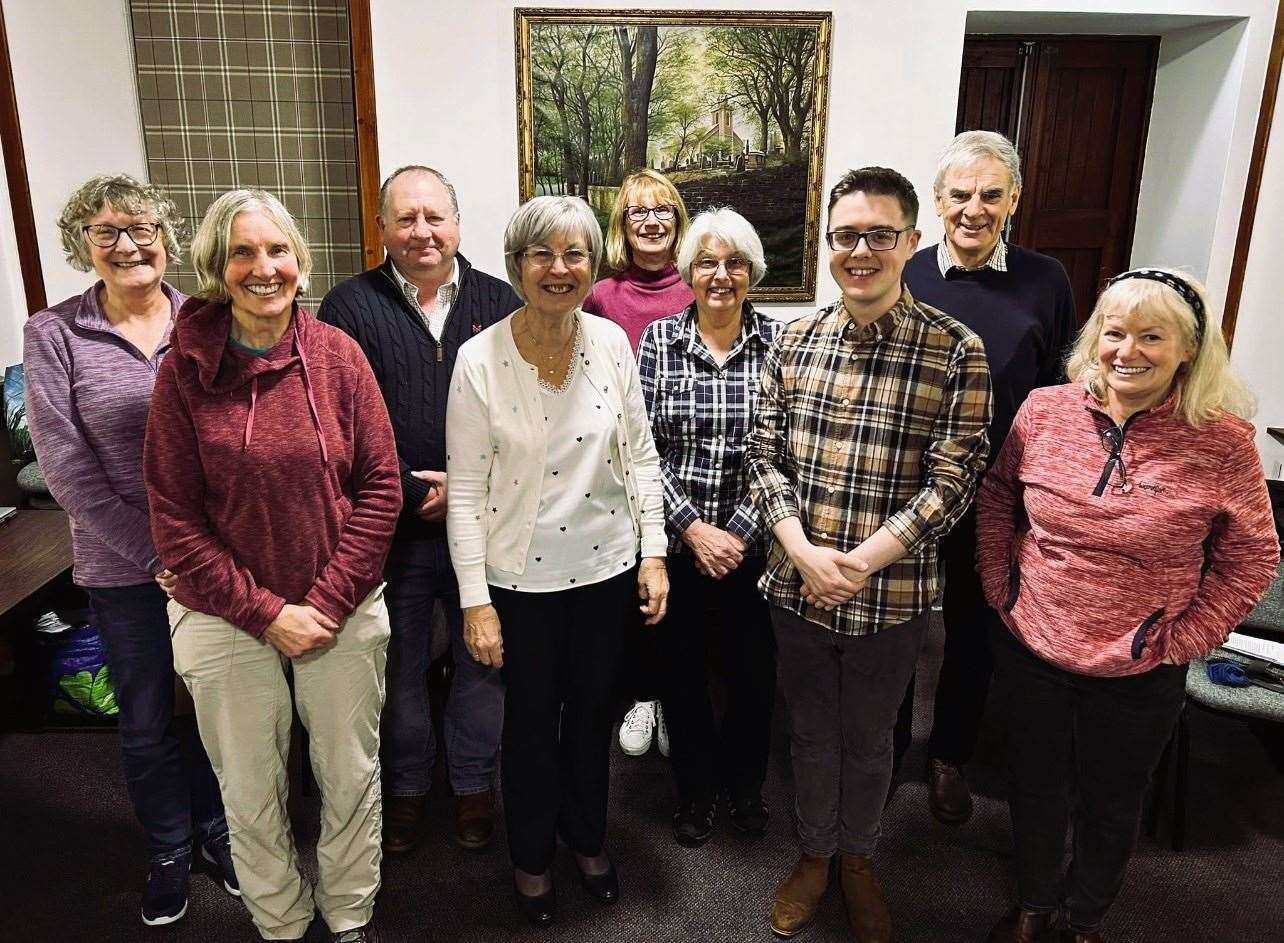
[827,167,919,226]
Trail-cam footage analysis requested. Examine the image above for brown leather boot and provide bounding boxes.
[769,854,831,938]
[986,906,1058,942]
[382,795,427,855]
[928,759,973,825]
[839,854,892,942]
[454,789,495,850]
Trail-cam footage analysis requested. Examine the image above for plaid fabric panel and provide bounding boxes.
[637,303,782,555]
[745,289,993,635]
[129,0,361,299]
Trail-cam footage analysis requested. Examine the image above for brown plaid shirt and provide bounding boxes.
[746,288,993,635]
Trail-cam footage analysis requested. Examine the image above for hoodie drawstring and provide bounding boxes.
[295,343,330,466]
[243,376,258,452]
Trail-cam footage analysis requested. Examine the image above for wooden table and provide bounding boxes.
[0,509,73,617]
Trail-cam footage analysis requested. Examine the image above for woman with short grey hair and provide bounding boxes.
[144,189,400,943]
[447,194,667,926]
[24,173,233,927]
[639,207,781,848]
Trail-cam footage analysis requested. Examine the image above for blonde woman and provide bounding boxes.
[976,268,1278,943]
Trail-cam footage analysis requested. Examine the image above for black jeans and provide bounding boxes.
[492,569,633,874]
[382,537,504,797]
[85,581,226,858]
[656,555,775,805]
[895,509,998,768]
[992,627,1186,932]
[774,606,929,857]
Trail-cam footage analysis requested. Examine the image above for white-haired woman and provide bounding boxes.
[976,268,1278,943]
[143,189,400,943]
[446,195,668,925]
[636,207,781,848]
[24,174,231,927]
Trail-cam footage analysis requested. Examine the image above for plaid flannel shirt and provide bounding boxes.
[638,302,783,555]
[746,288,993,635]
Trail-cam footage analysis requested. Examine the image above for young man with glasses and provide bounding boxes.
[318,165,521,856]
[746,167,992,941]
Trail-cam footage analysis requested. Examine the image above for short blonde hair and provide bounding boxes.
[1066,267,1255,426]
[503,196,603,302]
[56,174,185,271]
[189,189,313,301]
[676,207,768,288]
[604,169,690,272]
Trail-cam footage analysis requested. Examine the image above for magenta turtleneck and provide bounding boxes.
[582,262,696,353]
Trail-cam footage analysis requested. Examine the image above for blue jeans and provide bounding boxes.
[85,581,226,858]
[381,536,504,797]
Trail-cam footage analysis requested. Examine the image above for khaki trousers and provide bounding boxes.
[170,586,389,940]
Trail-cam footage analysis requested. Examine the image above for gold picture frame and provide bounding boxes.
[515,8,833,303]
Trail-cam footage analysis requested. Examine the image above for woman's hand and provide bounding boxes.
[681,521,745,579]
[155,569,178,597]
[262,604,339,658]
[638,557,670,625]
[464,604,504,668]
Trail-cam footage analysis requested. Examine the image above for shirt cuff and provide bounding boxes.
[884,509,928,555]
[667,501,700,535]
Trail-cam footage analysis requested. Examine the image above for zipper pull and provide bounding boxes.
[436,343,443,363]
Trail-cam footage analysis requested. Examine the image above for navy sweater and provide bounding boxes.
[904,243,1076,457]
[318,254,522,539]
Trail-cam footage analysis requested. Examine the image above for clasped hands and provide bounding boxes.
[155,567,339,658]
[793,543,871,611]
[682,520,745,579]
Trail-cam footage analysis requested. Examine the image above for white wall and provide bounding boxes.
[0,151,27,367]
[1133,19,1248,280]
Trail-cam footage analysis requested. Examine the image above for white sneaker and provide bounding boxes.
[655,701,670,757]
[618,700,656,756]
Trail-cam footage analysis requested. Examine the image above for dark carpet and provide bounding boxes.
[3,615,1282,942]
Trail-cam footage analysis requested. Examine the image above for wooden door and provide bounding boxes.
[957,36,1159,322]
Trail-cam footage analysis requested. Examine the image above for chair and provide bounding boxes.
[1148,559,1284,850]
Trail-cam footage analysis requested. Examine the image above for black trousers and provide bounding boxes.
[656,554,775,805]
[492,569,634,874]
[992,627,1186,932]
[894,509,997,767]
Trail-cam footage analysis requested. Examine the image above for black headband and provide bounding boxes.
[1106,268,1206,348]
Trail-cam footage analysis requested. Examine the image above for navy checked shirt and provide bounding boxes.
[638,302,783,555]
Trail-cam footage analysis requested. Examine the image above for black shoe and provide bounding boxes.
[513,877,557,927]
[141,848,191,927]
[730,795,770,837]
[382,794,427,855]
[672,798,716,847]
[574,858,620,904]
[200,831,241,897]
[333,924,380,943]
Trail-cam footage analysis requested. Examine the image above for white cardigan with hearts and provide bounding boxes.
[446,310,666,608]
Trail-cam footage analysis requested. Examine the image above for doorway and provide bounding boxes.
[957,36,1159,322]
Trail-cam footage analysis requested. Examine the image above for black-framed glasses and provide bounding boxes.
[1093,425,1131,496]
[625,205,676,223]
[693,256,751,276]
[825,227,912,252]
[82,222,162,248]
[522,247,592,269]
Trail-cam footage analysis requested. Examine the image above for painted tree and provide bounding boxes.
[615,26,660,173]
[706,26,817,162]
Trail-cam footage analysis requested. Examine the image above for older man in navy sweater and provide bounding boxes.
[899,132,1075,825]
[319,166,521,853]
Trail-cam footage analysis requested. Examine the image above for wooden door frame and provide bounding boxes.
[0,1,46,315]
[1222,1,1284,350]
[348,0,383,271]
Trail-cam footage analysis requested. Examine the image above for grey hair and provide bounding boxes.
[676,207,768,288]
[57,174,186,271]
[379,165,459,218]
[502,196,603,301]
[189,189,313,301]
[934,130,1023,193]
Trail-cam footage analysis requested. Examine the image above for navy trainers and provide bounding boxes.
[141,848,191,926]
[201,831,241,897]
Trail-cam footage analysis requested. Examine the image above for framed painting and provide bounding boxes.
[514,8,833,302]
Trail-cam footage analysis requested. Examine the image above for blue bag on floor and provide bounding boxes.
[44,623,119,717]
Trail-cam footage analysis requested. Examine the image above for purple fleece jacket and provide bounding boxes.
[23,282,185,587]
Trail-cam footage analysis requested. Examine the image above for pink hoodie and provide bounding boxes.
[977,383,1278,676]
[143,297,401,636]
